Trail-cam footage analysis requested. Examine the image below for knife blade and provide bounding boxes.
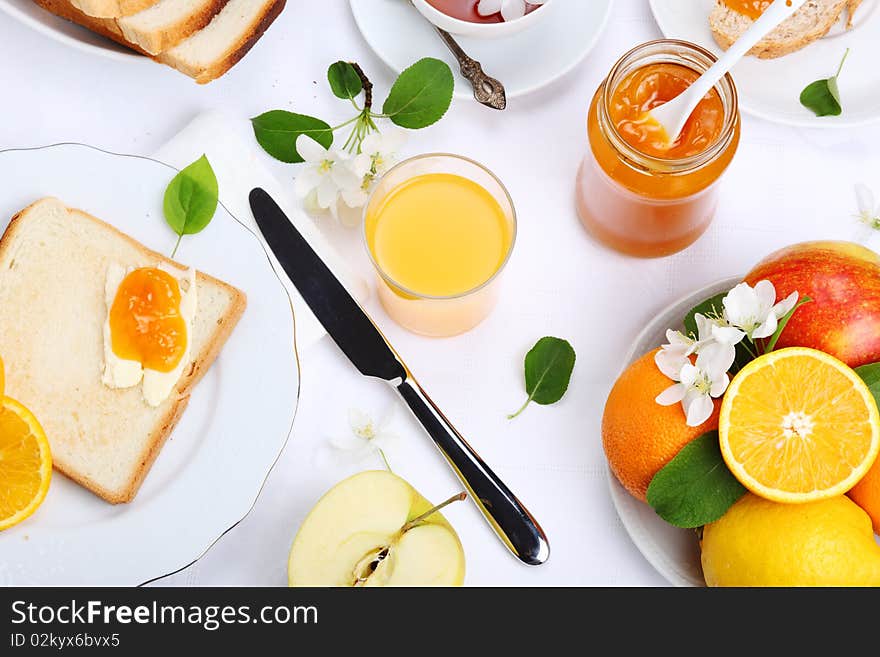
[249,187,549,566]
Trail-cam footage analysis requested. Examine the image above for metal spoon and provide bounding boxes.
[409,3,507,110]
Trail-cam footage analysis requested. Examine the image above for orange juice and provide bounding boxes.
[364,156,516,337]
[366,173,512,297]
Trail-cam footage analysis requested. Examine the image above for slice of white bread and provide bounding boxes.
[118,0,230,54]
[156,0,286,83]
[0,198,247,504]
[709,0,863,59]
[70,0,159,18]
[35,0,229,54]
[32,0,285,81]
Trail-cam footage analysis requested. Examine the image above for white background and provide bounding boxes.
[1,0,879,586]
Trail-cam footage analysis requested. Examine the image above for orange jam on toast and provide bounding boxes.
[110,268,187,372]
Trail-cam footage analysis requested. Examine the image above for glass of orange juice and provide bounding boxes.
[363,154,516,337]
[576,40,741,258]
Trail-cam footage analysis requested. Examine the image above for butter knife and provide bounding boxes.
[249,188,548,565]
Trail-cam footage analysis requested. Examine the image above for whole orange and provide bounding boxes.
[602,348,720,502]
[849,459,880,534]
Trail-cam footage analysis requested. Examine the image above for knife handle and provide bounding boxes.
[395,377,550,566]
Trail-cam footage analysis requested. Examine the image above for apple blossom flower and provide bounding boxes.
[856,184,880,229]
[316,407,397,470]
[854,184,880,244]
[356,129,406,179]
[722,280,799,341]
[655,313,745,380]
[477,0,546,22]
[656,345,734,427]
[293,135,361,219]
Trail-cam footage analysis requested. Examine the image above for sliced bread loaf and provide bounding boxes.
[118,0,230,54]
[709,0,862,59]
[70,0,158,18]
[0,198,247,503]
[32,0,285,82]
[156,0,286,83]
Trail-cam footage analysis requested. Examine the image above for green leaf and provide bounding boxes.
[646,432,747,529]
[765,295,813,353]
[328,61,363,101]
[251,111,333,163]
[800,49,850,117]
[163,155,218,257]
[382,58,454,129]
[856,362,880,409]
[508,337,576,419]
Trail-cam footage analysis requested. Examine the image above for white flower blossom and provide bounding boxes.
[477,0,546,21]
[316,407,397,470]
[293,135,361,219]
[722,280,798,341]
[656,345,734,427]
[655,313,744,381]
[854,184,880,243]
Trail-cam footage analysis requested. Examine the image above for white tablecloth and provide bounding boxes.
[2,0,879,586]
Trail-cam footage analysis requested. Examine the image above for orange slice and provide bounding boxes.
[0,396,52,530]
[0,354,5,396]
[719,347,880,504]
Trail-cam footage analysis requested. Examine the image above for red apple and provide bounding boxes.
[743,241,880,369]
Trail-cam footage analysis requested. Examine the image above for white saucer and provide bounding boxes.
[649,0,880,127]
[350,0,612,100]
[0,0,141,61]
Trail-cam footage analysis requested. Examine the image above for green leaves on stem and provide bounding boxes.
[163,155,218,258]
[252,58,453,162]
[509,337,576,419]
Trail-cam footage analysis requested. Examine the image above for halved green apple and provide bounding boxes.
[288,470,466,587]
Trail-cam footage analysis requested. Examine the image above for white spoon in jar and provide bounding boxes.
[649,0,807,144]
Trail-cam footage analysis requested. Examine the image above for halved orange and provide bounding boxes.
[719,347,880,504]
[0,396,52,530]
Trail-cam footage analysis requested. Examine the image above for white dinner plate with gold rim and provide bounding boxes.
[0,143,299,586]
[350,0,613,100]
[649,0,880,127]
[0,0,141,61]
[609,276,740,588]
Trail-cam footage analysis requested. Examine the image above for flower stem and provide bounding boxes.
[330,115,361,132]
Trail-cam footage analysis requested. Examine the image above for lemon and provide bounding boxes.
[701,493,880,586]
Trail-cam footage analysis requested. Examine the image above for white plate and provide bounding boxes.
[350,0,612,100]
[649,0,880,127]
[609,276,740,587]
[0,0,141,61]
[0,143,299,586]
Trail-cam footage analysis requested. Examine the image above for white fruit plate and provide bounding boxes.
[609,276,740,588]
[0,0,141,61]
[649,0,880,127]
[0,143,299,585]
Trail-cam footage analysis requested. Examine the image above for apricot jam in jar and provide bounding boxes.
[576,40,740,257]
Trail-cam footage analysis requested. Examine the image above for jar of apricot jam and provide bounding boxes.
[576,40,741,257]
